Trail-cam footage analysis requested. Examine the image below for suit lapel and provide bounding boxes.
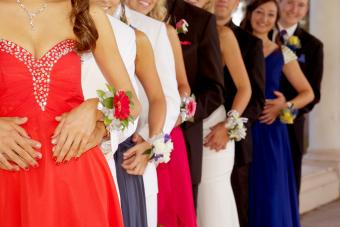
[168,0,185,25]
[293,26,306,63]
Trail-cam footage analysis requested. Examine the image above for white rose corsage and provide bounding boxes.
[143,134,174,165]
[225,110,248,142]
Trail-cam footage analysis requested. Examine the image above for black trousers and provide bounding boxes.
[287,116,305,195]
[192,183,199,210]
[231,164,249,227]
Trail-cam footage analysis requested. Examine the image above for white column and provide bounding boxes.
[308,0,340,153]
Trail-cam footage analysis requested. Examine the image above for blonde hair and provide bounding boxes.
[203,0,214,13]
[147,0,167,21]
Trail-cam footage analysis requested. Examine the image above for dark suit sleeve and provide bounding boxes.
[194,15,225,121]
[243,39,265,122]
[300,41,324,114]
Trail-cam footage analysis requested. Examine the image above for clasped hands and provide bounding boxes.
[121,134,151,176]
[0,100,104,171]
[259,91,286,125]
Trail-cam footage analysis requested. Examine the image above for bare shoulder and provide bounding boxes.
[135,30,151,47]
[135,30,148,42]
[218,26,235,40]
[165,24,177,37]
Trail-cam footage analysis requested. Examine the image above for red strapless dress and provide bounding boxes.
[0,39,124,227]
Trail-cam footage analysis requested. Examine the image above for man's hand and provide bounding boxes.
[85,121,107,152]
[259,91,286,125]
[204,121,229,151]
[0,117,41,171]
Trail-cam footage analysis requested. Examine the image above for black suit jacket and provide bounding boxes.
[279,26,324,118]
[224,22,265,166]
[166,0,225,184]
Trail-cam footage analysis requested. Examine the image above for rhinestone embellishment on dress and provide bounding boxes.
[0,39,77,111]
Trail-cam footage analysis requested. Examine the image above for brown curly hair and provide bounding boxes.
[70,0,99,52]
[240,0,280,33]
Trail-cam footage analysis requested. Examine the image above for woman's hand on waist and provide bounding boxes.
[51,99,99,164]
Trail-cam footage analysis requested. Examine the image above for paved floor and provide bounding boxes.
[301,199,340,227]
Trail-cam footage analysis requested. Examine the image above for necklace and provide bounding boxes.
[16,0,48,31]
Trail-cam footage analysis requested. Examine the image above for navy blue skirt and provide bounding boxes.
[114,137,148,227]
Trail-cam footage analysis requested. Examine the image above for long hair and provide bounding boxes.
[240,0,280,35]
[70,0,99,52]
[148,0,168,21]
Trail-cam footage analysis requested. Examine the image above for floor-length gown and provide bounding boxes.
[249,47,301,227]
[197,105,239,227]
[157,126,197,227]
[0,39,124,227]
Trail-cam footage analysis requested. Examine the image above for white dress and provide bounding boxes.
[197,105,240,227]
[81,15,139,196]
[115,6,180,227]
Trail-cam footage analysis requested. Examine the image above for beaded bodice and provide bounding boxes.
[0,39,77,111]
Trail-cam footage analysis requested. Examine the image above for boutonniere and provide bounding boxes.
[176,19,189,34]
[97,84,135,131]
[287,35,301,52]
[176,19,191,45]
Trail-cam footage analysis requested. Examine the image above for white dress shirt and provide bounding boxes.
[272,23,299,42]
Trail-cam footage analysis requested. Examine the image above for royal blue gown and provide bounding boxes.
[249,49,301,227]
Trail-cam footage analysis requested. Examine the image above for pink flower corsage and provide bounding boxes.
[97,84,135,131]
[180,94,197,123]
[176,19,189,34]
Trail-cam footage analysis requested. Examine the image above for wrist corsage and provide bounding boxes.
[97,84,135,131]
[225,110,248,142]
[143,134,174,165]
[180,94,197,123]
[280,102,298,124]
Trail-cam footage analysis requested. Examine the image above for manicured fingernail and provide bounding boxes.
[34,143,41,148]
[51,139,57,145]
[35,152,42,159]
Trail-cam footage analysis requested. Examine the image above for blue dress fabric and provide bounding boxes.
[114,137,148,227]
[249,49,301,227]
